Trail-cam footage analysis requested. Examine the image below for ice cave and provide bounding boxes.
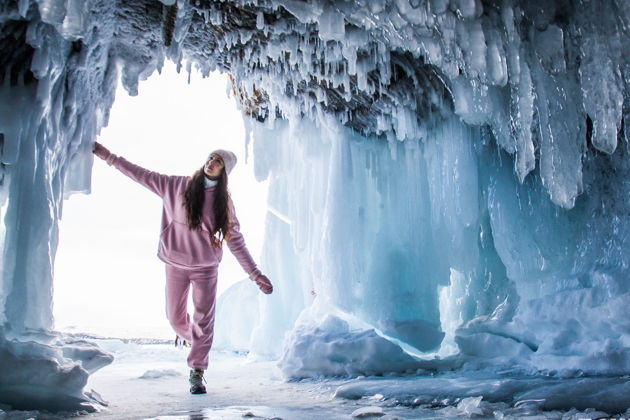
[0,0,629,417]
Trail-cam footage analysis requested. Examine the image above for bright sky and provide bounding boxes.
[53,62,268,339]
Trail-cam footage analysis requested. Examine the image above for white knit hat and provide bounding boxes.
[209,149,237,175]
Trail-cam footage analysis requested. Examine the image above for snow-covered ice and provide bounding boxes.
[351,406,385,418]
[3,338,630,419]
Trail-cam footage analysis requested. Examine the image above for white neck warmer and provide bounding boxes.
[204,177,218,189]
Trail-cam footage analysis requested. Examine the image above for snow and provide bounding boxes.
[351,406,385,417]
[1,338,629,419]
[3,339,630,419]
[1,0,629,416]
[278,313,426,379]
[138,369,181,380]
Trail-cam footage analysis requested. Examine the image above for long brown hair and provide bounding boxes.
[184,167,232,247]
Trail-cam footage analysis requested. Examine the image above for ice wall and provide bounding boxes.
[1,0,629,410]
[0,0,119,410]
[239,113,629,378]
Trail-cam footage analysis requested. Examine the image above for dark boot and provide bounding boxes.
[189,368,206,394]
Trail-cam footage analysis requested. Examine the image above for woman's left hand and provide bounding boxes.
[255,274,273,294]
[93,141,112,159]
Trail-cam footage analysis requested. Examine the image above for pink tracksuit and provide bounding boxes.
[94,148,261,369]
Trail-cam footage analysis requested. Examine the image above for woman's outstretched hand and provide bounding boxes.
[254,274,273,294]
[93,141,111,159]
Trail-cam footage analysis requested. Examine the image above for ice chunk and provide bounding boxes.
[351,406,385,418]
[0,330,112,411]
[456,396,484,416]
[278,314,423,379]
[530,41,585,208]
[61,0,87,39]
[579,30,623,154]
[513,61,535,183]
[256,11,265,30]
[575,411,611,420]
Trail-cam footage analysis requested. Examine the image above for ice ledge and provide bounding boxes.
[0,328,113,411]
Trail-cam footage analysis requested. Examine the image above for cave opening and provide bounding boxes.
[53,61,268,340]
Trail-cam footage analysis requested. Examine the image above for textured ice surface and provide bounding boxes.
[351,406,385,418]
[241,115,629,383]
[0,0,629,413]
[5,339,626,419]
[334,374,630,414]
[0,329,113,411]
[278,312,427,378]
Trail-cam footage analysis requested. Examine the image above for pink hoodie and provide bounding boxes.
[94,147,261,277]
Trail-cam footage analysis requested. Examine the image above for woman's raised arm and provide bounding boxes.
[93,141,171,197]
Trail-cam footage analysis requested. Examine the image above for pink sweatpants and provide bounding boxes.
[165,264,218,370]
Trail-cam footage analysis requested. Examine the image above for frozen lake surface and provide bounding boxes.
[5,338,627,420]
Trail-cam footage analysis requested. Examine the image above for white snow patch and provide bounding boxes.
[351,406,385,418]
[278,313,423,379]
[138,369,181,379]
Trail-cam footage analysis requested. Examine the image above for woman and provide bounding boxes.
[93,142,273,395]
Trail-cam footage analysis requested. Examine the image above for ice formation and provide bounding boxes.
[1,0,629,412]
